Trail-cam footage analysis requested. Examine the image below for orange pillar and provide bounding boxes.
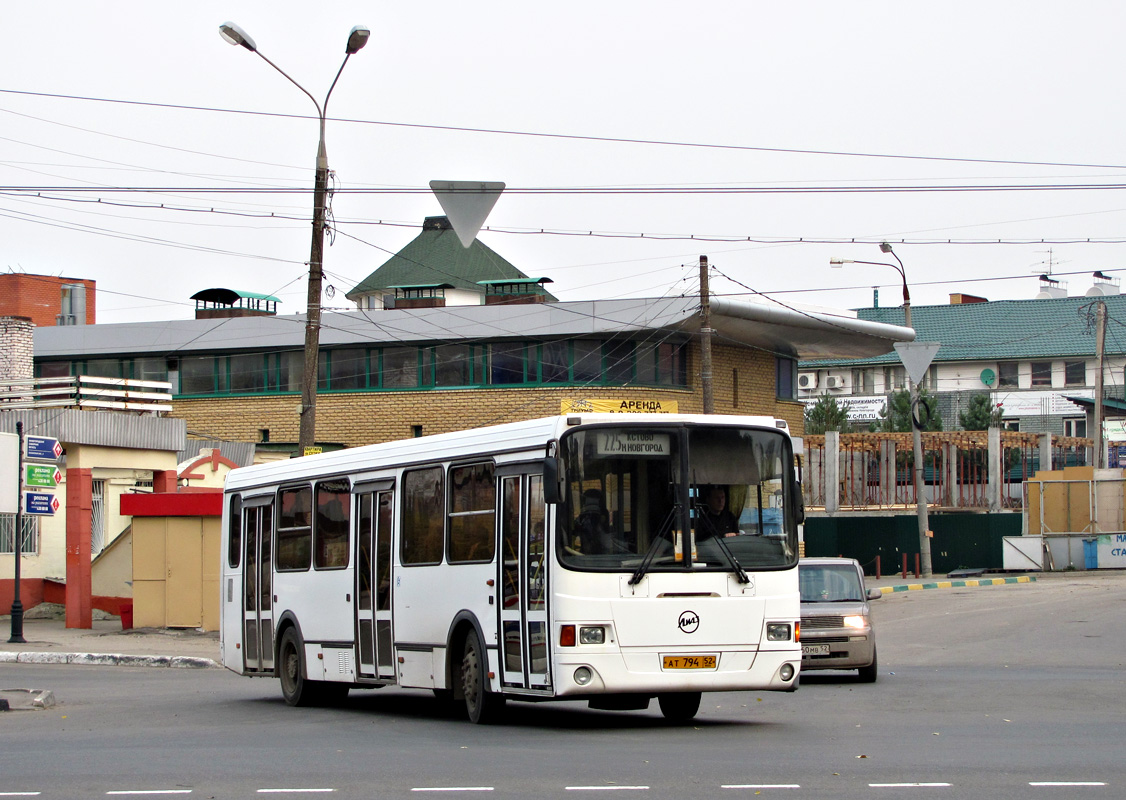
[65,467,93,629]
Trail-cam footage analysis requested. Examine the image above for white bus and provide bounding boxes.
[220,413,803,723]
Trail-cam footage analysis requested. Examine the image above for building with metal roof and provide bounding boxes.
[32,295,913,450]
[346,216,558,309]
[798,280,1126,435]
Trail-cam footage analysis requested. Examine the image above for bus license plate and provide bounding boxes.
[662,654,717,670]
[802,644,830,656]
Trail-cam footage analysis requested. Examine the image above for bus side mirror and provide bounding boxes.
[792,484,805,525]
[543,457,562,504]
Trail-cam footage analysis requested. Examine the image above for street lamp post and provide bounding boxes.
[220,22,370,455]
[830,244,933,576]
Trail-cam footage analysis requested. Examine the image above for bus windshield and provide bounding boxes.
[558,424,797,573]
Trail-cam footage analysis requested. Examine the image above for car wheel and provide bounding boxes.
[657,691,702,722]
[857,648,878,683]
[461,630,505,724]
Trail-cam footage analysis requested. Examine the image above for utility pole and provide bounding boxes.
[699,255,714,414]
[1095,300,1106,469]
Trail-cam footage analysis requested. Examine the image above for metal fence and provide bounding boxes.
[803,431,1092,512]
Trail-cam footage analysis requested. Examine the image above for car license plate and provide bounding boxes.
[662,654,717,670]
[802,644,830,656]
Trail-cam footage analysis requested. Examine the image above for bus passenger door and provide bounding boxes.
[356,489,395,681]
[499,474,551,691]
[243,501,274,673]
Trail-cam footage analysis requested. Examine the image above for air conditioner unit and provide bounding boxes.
[797,372,818,390]
[824,376,843,390]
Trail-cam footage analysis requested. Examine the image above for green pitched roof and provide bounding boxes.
[802,294,1126,368]
[346,217,557,301]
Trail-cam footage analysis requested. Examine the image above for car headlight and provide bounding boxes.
[843,615,868,629]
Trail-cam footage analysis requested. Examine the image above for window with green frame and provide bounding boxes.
[48,337,691,397]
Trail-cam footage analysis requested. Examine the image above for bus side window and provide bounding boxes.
[448,462,495,564]
[228,494,242,568]
[315,479,350,569]
[277,486,312,571]
[402,468,444,565]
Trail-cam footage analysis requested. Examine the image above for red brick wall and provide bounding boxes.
[0,274,96,327]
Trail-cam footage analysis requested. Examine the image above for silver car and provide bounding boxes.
[798,557,881,682]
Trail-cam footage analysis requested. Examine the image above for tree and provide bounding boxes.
[804,394,851,434]
[959,393,1004,430]
[876,386,943,432]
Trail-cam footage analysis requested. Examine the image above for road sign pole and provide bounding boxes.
[9,421,26,644]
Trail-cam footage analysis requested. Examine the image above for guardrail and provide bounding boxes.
[0,376,173,414]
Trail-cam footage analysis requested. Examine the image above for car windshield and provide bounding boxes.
[799,563,865,602]
[557,424,797,573]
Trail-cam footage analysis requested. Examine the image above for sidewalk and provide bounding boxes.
[0,611,220,667]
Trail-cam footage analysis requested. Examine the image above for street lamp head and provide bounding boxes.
[219,22,257,53]
[345,26,371,54]
[829,257,851,267]
[879,241,894,255]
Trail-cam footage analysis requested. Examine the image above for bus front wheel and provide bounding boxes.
[461,630,505,724]
[657,691,702,722]
[278,627,348,707]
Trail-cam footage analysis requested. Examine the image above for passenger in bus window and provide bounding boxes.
[697,485,739,539]
[574,489,613,554]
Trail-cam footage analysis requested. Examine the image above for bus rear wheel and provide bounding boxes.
[461,630,505,724]
[657,691,702,722]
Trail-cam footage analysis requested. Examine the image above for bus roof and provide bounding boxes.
[224,413,793,493]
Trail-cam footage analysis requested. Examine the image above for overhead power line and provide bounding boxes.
[3,87,1126,172]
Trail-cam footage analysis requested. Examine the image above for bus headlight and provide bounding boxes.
[574,667,593,685]
[579,626,605,645]
[780,663,795,682]
[766,623,792,641]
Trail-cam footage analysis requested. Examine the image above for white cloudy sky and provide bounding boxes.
[2,2,1125,324]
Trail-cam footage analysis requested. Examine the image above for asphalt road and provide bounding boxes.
[2,572,1123,799]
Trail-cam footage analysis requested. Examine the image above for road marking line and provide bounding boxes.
[0,794,43,797]
[1029,782,1106,787]
[565,788,650,792]
[411,790,495,793]
[106,793,193,796]
[722,785,801,789]
[257,791,334,795]
[869,784,951,788]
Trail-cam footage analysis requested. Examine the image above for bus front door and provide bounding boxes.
[242,502,274,673]
[356,490,395,681]
[499,474,551,691]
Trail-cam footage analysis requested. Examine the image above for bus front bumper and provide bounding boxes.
[553,647,800,697]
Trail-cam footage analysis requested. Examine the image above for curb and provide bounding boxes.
[0,651,220,669]
[876,575,1037,594]
[0,688,56,711]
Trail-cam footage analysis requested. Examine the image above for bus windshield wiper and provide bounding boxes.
[711,531,750,584]
[629,504,679,586]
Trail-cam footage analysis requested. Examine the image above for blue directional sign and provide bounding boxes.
[24,492,60,516]
[25,435,63,462]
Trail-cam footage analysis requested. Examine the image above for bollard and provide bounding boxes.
[901,553,907,579]
[915,553,921,579]
[875,555,881,580]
